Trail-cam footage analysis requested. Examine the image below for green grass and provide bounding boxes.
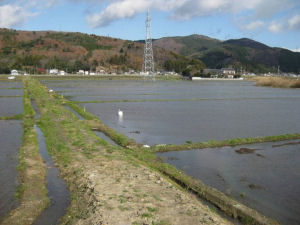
[152,134,300,153]
[0,95,23,98]
[0,114,23,120]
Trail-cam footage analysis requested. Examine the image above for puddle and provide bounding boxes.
[94,131,119,147]
[33,126,70,225]
[64,105,84,120]
[0,120,22,219]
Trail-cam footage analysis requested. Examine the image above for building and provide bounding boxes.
[221,68,236,75]
[59,70,66,76]
[11,70,18,75]
[49,69,58,75]
[78,70,84,75]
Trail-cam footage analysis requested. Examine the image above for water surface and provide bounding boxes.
[157,140,300,225]
[43,80,300,145]
[0,120,22,220]
[0,98,23,117]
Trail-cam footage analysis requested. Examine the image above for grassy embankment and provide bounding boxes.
[0,114,23,120]
[0,79,48,225]
[73,96,300,104]
[151,133,300,152]
[25,77,116,224]
[253,76,300,88]
[61,87,280,224]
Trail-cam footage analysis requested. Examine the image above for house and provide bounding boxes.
[59,70,66,76]
[221,68,235,75]
[11,70,18,76]
[49,69,58,75]
[78,70,84,75]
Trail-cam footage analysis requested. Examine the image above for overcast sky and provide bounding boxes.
[0,0,300,51]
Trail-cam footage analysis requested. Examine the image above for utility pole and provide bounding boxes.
[142,9,155,75]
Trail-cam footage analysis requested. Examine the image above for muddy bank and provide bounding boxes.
[32,126,70,225]
[0,120,22,220]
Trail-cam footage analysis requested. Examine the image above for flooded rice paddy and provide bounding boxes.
[43,80,300,145]
[0,120,22,219]
[157,140,300,225]
[0,81,23,117]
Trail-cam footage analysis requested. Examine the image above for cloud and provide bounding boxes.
[0,4,37,28]
[243,20,265,31]
[86,0,300,28]
[288,14,300,30]
[268,22,283,33]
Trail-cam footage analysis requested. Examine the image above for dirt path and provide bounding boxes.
[72,156,232,225]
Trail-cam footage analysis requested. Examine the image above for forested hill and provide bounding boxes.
[0,28,204,75]
[0,28,299,75]
[154,35,300,73]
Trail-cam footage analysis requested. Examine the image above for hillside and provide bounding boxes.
[154,35,300,73]
[0,29,204,75]
[1,29,299,75]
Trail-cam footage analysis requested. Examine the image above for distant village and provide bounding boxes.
[9,67,300,79]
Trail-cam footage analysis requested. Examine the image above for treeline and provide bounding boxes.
[164,54,206,76]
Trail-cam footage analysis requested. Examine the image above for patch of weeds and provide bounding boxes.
[132,222,142,225]
[141,213,153,218]
[147,207,158,213]
[118,205,130,211]
[152,220,171,225]
[152,195,162,201]
[106,148,114,154]
[119,195,127,204]
[186,209,194,216]
[116,178,121,183]
[185,140,193,144]
[123,189,128,193]
[240,192,246,198]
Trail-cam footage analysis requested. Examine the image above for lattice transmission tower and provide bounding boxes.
[143,9,155,75]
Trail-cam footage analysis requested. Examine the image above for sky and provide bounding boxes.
[0,0,300,51]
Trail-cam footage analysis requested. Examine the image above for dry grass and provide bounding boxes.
[254,76,300,88]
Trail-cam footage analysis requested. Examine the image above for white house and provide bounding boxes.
[59,70,66,76]
[49,69,58,75]
[11,70,18,76]
[78,70,84,75]
[221,68,236,75]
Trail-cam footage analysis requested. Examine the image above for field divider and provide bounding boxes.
[152,133,300,152]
